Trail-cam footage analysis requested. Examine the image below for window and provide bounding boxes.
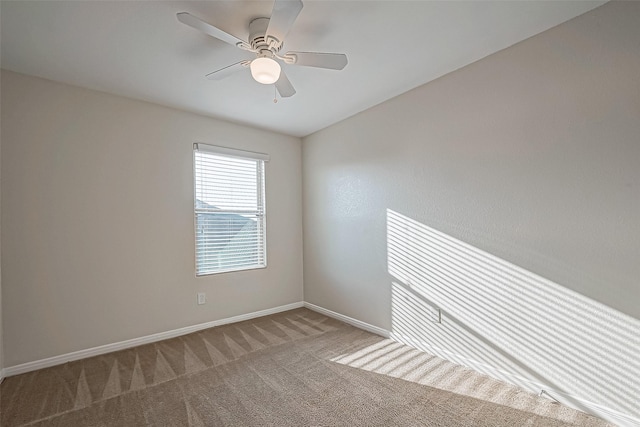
[193,143,268,275]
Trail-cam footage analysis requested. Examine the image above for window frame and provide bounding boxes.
[193,143,269,276]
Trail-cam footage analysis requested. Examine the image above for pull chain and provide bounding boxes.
[273,85,278,103]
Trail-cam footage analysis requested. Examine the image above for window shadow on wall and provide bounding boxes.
[386,209,640,421]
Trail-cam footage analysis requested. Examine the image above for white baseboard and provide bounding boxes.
[3,301,304,378]
[304,302,639,427]
[303,302,390,338]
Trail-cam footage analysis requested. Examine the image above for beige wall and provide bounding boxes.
[1,70,303,367]
[303,1,639,423]
[1,75,3,376]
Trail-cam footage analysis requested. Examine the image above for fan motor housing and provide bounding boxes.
[249,17,282,55]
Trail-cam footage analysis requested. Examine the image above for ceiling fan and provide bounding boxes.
[177,0,348,98]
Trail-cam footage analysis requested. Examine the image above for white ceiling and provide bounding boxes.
[1,1,606,137]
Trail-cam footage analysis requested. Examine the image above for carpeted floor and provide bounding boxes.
[1,308,612,426]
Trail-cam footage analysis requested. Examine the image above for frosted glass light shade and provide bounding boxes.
[250,57,281,84]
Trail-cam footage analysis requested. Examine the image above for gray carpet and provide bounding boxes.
[0,308,612,426]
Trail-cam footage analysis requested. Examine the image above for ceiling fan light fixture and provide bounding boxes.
[250,57,281,84]
[177,0,347,98]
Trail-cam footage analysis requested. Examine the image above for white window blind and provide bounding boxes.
[193,143,268,275]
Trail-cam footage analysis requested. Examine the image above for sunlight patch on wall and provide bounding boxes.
[386,209,640,420]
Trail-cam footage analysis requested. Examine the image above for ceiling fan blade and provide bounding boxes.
[177,12,244,47]
[206,61,251,81]
[285,52,348,70]
[265,0,303,44]
[275,70,296,98]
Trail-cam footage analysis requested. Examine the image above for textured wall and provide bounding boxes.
[303,2,639,423]
[1,71,303,367]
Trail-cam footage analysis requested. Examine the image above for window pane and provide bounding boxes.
[195,155,259,211]
[194,148,266,275]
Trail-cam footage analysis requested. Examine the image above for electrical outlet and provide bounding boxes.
[197,293,206,305]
